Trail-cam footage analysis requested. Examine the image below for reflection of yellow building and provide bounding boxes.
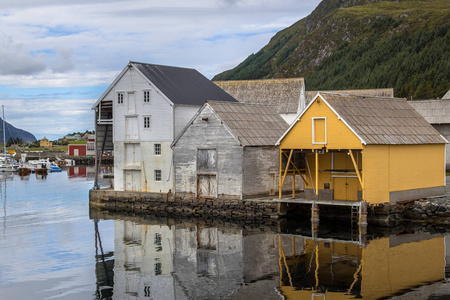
[277,93,447,204]
[278,235,445,299]
[40,137,52,148]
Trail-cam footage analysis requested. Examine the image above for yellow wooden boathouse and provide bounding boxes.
[277,92,448,204]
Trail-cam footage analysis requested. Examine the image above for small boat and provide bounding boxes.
[28,159,62,173]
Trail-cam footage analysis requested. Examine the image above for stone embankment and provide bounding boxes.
[90,190,279,224]
[370,196,450,226]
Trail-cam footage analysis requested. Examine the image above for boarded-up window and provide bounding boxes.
[125,143,140,167]
[197,149,217,171]
[197,175,217,197]
[125,116,138,140]
[312,118,327,144]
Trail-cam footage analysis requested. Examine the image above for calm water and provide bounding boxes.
[1,167,450,299]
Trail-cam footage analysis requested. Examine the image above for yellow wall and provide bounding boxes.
[362,237,444,300]
[280,237,445,300]
[363,144,446,203]
[280,96,363,151]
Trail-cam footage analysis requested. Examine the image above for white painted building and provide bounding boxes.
[92,62,237,193]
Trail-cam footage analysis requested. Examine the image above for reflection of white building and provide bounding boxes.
[113,221,174,299]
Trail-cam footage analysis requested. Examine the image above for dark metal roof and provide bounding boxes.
[131,62,237,105]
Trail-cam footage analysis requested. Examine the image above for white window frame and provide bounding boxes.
[154,143,161,155]
[143,115,151,130]
[117,92,124,105]
[312,117,327,145]
[155,169,162,182]
[143,89,151,104]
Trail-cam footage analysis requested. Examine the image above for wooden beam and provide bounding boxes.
[281,149,293,192]
[279,149,282,199]
[315,151,319,196]
[349,150,364,189]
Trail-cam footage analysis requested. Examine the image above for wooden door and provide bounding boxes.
[334,177,358,200]
[197,174,217,197]
[124,170,141,191]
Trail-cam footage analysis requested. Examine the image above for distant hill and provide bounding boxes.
[213,0,450,99]
[0,118,37,143]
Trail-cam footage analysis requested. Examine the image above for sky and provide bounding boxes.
[0,0,321,140]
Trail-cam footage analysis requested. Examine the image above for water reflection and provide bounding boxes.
[91,211,450,299]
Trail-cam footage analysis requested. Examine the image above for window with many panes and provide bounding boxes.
[117,92,124,104]
[144,116,151,129]
[154,143,161,155]
[144,90,150,103]
[155,170,161,181]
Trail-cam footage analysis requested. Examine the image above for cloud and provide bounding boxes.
[0,0,322,136]
[0,34,46,75]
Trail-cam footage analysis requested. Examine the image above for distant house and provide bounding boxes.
[92,62,237,193]
[68,144,86,156]
[64,134,81,141]
[40,137,52,148]
[86,134,95,156]
[277,92,447,204]
[214,78,306,124]
[172,101,290,199]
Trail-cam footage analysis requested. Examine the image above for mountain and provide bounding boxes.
[213,0,450,99]
[0,118,37,143]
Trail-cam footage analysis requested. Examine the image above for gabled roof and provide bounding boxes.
[93,62,237,109]
[173,101,289,148]
[207,101,289,146]
[213,78,305,114]
[442,90,450,100]
[132,62,237,105]
[321,93,447,145]
[278,92,447,146]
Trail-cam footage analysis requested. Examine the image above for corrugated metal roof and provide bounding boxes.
[213,79,304,114]
[208,101,289,146]
[131,62,237,105]
[321,93,446,145]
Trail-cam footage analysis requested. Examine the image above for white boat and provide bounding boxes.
[28,159,62,173]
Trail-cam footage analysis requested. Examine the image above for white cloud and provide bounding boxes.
[0,0,322,135]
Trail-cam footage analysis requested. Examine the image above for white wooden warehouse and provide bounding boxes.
[92,62,237,193]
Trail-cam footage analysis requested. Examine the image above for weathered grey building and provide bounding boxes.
[214,78,306,124]
[172,101,292,200]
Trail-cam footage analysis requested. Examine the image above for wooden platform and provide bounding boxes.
[274,197,362,207]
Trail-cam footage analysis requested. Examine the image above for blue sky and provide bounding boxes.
[0,0,321,140]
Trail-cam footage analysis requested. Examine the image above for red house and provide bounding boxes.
[68,144,87,156]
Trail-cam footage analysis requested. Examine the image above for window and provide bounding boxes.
[312,117,327,145]
[144,90,150,103]
[144,116,151,129]
[197,149,217,171]
[155,170,161,182]
[117,92,124,104]
[154,143,161,155]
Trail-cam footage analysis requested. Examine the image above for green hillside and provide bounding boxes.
[213,0,450,99]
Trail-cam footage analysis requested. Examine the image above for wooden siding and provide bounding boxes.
[242,147,282,197]
[363,144,446,203]
[173,105,243,197]
[280,96,363,150]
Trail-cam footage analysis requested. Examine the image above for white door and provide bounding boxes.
[124,170,141,191]
[74,149,79,156]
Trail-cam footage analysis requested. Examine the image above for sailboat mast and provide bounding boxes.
[2,105,5,154]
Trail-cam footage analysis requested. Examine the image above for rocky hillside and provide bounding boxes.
[0,118,36,143]
[213,0,450,99]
